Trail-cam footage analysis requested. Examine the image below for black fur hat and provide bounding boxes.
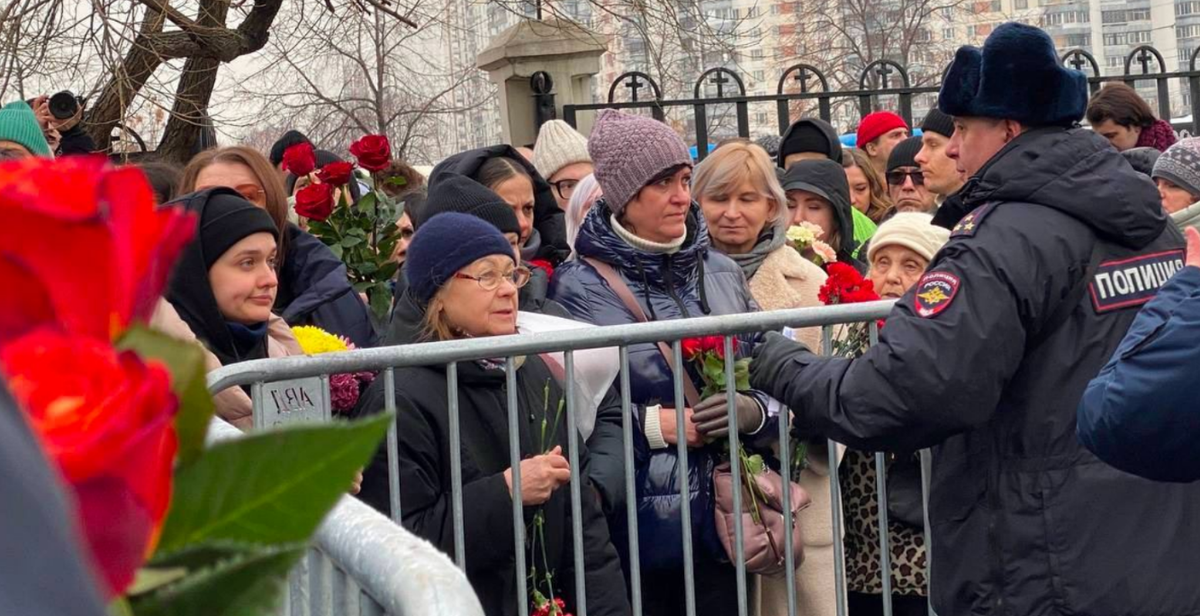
[938,22,1088,127]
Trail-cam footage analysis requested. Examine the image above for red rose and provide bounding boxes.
[3,329,178,597]
[282,142,316,177]
[295,183,336,222]
[349,134,392,172]
[0,157,194,346]
[317,161,355,187]
[681,337,705,360]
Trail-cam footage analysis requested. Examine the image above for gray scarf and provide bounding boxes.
[519,228,543,262]
[726,215,789,280]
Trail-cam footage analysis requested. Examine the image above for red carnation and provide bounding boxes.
[818,262,878,305]
[349,135,392,172]
[317,161,355,187]
[282,142,316,177]
[528,258,555,280]
[295,183,335,222]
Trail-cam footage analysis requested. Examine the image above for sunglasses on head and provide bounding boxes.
[887,169,925,187]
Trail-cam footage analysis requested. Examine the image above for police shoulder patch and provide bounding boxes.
[1089,249,1186,313]
[914,271,961,318]
[950,203,996,238]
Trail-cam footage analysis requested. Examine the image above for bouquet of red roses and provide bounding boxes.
[818,262,882,358]
[286,136,402,321]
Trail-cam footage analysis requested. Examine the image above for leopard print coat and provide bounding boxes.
[839,449,927,596]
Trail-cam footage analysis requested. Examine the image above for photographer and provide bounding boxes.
[32,91,95,156]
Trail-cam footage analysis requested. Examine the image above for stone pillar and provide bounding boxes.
[477,17,608,147]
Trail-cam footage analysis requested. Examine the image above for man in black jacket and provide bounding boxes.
[751,22,1200,616]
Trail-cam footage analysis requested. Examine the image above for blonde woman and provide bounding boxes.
[693,142,841,616]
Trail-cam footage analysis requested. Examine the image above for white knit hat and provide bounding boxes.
[533,120,591,181]
[867,212,950,263]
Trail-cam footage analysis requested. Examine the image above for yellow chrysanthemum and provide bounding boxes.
[291,325,350,355]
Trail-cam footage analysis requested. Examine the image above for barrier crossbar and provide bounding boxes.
[207,300,937,616]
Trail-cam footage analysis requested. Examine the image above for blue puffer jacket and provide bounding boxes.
[1078,265,1200,483]
[550,200,763,571]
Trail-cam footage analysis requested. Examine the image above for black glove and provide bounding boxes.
[749,332,815,402]
[693,393,763,439]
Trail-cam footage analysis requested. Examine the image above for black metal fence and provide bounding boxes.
[563,45,1200,161]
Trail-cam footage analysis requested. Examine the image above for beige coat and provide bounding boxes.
[747,246,828,352]
[747,247,845,616]
[150,299,302,430]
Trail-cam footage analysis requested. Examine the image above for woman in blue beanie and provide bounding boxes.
[354,212,630,616]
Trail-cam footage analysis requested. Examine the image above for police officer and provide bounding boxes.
[750,22,1200,616]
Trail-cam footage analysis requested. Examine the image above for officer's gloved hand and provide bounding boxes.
[749,332,814,400]
[693,393,763,439]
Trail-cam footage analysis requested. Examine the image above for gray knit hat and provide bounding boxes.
[533,120,591,180]
[588,109,693,215]
[1152,137,1200,198]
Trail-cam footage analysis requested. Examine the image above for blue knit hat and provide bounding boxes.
[939,23,1087,127]
[0,101,51,157]
[406,212,516,304]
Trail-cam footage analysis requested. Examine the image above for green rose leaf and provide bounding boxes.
[116,326,214,467]
[129,544,304,616]
[155,414,391,552]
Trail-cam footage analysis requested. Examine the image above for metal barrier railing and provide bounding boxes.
[208,301,934,616]
[203,413,485,616]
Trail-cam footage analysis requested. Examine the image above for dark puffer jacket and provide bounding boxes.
[550,200,765,571]
[427,146,570,265]
[354,350,630,616]
[276,225,378,348]
[754,127,1200,616]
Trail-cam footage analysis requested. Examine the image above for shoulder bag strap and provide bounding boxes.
[584,257,702,407]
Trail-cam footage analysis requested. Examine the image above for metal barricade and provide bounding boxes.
[208,301,935,616]
[203,413,485,616]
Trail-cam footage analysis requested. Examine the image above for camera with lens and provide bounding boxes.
[48,90,85,120]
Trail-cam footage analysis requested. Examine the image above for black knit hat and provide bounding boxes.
[920,108,955,139]
[887,136,924,173]
[269,130,310,166]
[416,174,520,237]
[198,191,280,270]
[780,123,835,161]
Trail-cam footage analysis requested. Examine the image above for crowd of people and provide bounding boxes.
[6,19,1200,616]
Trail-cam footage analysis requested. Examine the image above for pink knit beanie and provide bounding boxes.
[587,109,693,215]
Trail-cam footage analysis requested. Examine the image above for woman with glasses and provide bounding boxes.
[180,146,378,348]
[533,119,594,211]
[355,213,630,616]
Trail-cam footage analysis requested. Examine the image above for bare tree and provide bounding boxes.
[231,0,486,164]
[0,0,416,164]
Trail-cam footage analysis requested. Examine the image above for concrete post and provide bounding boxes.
[477,17,608,146]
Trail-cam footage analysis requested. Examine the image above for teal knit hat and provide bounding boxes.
[0,101,51,157]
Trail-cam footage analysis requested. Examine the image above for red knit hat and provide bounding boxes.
[856,111,909,149]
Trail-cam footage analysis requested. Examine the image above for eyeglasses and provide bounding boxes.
[550,178,580,200]
[887,170,925,187]
[453,266,532,291]
[233,183,267,205]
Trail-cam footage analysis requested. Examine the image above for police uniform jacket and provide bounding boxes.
[751,127,1200,616]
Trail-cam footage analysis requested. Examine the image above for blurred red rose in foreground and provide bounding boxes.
[0,156,194,346]
[2,330,179,597]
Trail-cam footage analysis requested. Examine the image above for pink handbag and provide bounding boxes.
[713,461,810,577]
